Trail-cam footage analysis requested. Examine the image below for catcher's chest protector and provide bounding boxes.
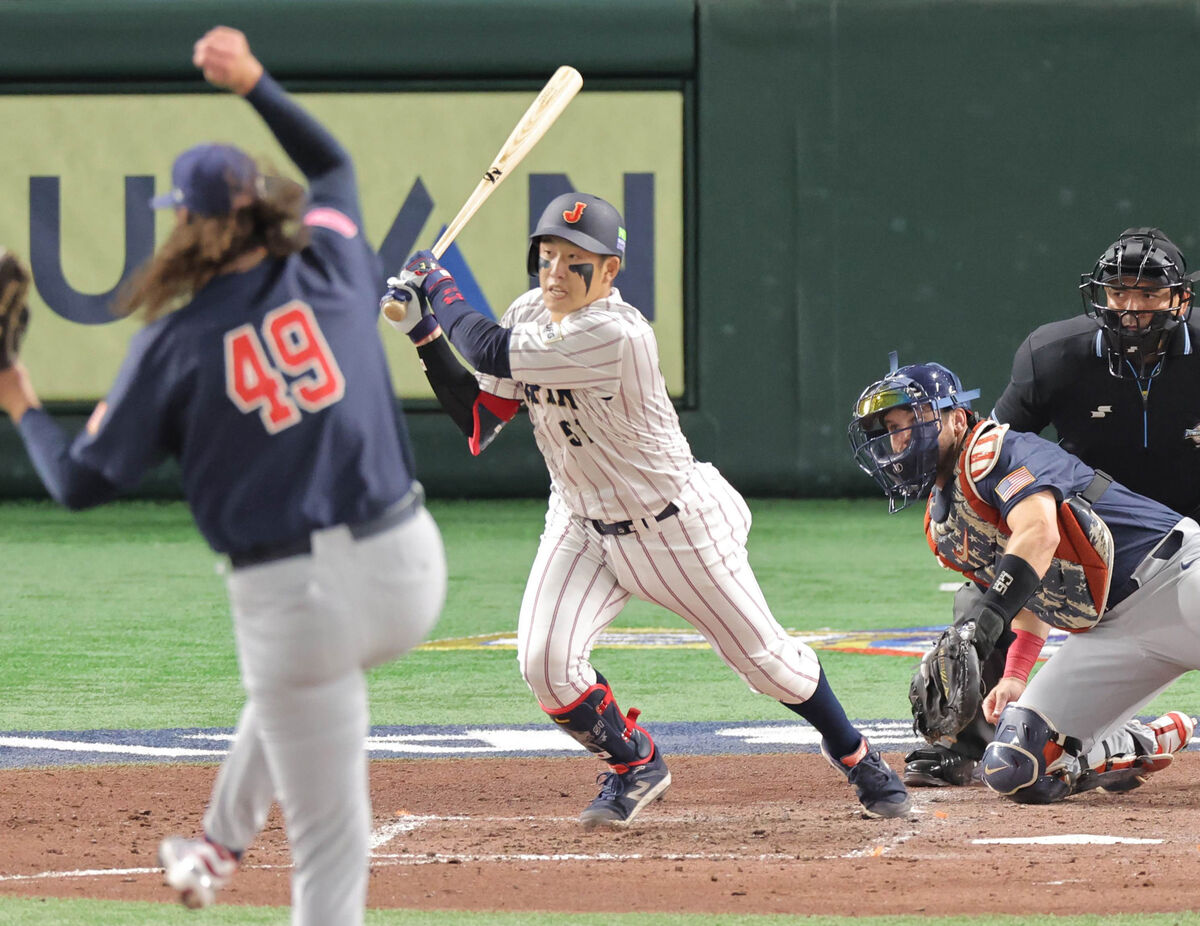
[924,421,1113,632]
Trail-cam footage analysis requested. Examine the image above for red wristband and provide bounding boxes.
[1002,629,1045,682]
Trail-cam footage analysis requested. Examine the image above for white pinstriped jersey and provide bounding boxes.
[475,287,694,522]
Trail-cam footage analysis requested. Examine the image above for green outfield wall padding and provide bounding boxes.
[693,0,1200,496]
[3,0,1200,500]
[0,0,694,82]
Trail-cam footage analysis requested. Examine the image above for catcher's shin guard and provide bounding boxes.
[1074,711,1197,794]
[544,672,655,770]
[981,705,1079,804]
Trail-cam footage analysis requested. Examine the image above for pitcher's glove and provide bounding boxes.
[909,621,985,742]
[0,249,31,371]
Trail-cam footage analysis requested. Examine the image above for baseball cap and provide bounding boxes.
[149,143,258,216]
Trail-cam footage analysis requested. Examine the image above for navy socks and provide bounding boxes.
[783,667,862,759]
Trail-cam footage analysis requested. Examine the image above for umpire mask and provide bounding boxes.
[1079,227,1199,380]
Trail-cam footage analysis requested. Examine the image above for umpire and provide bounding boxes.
[906,226,1200,787]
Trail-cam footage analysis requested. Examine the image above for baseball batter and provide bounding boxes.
[849,360,1197,802]
[381,193,910,823]
[0,28,445,925]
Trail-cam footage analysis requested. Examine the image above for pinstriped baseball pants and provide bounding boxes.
[520,461,822,710]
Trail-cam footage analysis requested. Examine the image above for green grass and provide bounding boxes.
[0,498,942,730]
[0,899,1195,926]
[3,498,1200,925]
[2,498,1196,730]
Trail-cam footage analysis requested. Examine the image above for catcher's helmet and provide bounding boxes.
[1079,227,1199,380]
[848,357,980,513]
[526,193,627,276]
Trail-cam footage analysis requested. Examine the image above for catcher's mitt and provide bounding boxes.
[909,622,985,742]
[0,248,31,371]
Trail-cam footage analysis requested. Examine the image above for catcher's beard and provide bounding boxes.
[934,420,968,487]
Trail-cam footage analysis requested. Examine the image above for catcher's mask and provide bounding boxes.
[526,192,627,276]
[1079,227,1199,380]
[848,355,980,513]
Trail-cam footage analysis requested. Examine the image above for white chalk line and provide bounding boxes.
[973,835,1164,846]
[0,812,1176,886]
[0,866,160,883]
[0,863,289,884]
[369,814,470,848]
[0,736,224,758]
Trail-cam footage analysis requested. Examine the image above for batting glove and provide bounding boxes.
[380,269,439,342]
[403,249,465,310]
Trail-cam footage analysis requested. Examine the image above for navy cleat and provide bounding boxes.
[823,737,913,818]
[579,748,672,829]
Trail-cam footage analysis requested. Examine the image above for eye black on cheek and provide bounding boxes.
[538,257,550,270]
[568,262,594,290]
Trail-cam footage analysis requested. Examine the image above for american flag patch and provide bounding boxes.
[995,466,1036,502]
[304,207,358,239]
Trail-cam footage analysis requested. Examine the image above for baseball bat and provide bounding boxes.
[382,65,583,322]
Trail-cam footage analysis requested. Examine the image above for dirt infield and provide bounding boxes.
[3,753,1199,917]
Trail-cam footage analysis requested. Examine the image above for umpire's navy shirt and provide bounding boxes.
[18,73,414,554]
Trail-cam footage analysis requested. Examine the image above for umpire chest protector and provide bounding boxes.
[924,421,1114,632]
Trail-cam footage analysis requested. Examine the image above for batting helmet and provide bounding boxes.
[848,357,980,513]
[526,193,627,276]
[1079,227,1199,380]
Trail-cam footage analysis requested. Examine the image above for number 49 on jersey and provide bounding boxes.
[224,301,346,434]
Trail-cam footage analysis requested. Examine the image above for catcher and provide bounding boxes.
[849,356,1196,802]
[903,226,1200,788]
[0,248,31,372]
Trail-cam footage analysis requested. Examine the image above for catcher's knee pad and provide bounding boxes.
[981,705,1076,802]
[543,671,653,770]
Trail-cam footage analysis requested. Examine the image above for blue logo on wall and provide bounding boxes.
[28,173,656,325]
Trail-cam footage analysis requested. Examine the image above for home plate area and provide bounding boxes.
[2,753,1199,916]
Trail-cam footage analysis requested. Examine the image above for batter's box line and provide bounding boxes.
[370,811,783,847]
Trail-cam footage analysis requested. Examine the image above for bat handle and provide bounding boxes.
[380,297,408,323]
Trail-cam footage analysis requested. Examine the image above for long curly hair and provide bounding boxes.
[115,170,310,322]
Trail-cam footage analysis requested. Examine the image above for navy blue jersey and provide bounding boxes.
[18,74,413,554]
[973,428,1181,602]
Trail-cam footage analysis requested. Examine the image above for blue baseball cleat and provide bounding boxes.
[822,737,913,818]
[579,748,672,829]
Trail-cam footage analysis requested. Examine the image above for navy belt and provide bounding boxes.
[229,485,425,570]
[590,502,679,537]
